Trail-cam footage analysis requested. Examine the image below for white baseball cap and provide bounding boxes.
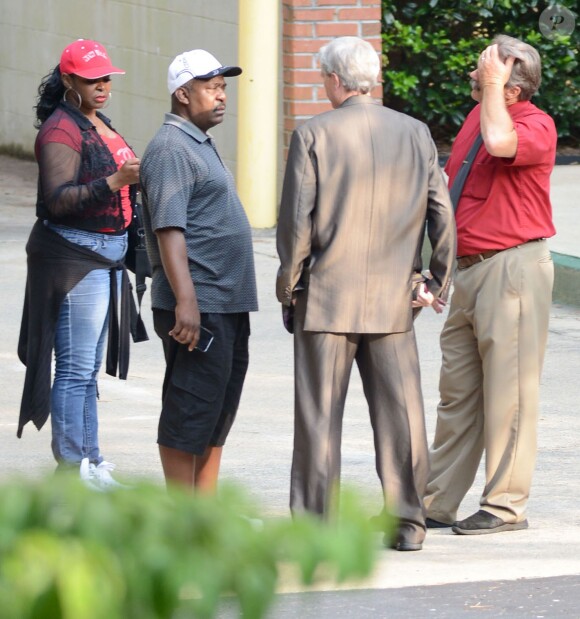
[167,49,242,94]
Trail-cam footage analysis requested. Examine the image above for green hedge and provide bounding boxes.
[0,476,392,619]
[381,0,579,144]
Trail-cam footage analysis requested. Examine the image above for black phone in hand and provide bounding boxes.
[195,326,214,352]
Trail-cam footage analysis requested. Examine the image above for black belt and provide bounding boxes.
[457,239,546,270]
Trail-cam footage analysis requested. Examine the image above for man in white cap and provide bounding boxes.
[140,50,258,492]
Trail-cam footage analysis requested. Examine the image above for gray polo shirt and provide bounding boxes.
[140,113,258,314]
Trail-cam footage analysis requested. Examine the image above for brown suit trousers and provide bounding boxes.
[291,294,429,540]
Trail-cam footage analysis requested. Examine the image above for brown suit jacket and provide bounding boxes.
[276,95,456,334]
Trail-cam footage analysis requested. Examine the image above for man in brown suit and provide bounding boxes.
[276,36,456,551]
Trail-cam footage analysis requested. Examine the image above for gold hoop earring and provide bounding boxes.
[62,87,82,109]
[102,92,112,109]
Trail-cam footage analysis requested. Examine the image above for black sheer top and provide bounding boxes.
[35,102,135,231]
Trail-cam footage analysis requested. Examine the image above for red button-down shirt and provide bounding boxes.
[445,101,557,256]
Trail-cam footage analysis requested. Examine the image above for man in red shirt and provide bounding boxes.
[424,35,557,534]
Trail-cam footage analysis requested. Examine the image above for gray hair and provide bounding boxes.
[319,37,380,94]
[492,34,542,100]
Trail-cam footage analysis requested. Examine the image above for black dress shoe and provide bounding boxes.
[452,510,529,535]
[390,538,423,551]
[384,531,423,551]
[426,517,453,529]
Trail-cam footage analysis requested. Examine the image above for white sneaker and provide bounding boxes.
[80,458,128,491]
[80,457,102,491]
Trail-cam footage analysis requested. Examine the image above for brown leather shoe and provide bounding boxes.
[452,510,529,535]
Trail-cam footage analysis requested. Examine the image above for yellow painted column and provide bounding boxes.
[237,0,279,228]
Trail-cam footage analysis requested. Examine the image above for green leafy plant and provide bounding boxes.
[0,476,394,619]
[382,0,579,146]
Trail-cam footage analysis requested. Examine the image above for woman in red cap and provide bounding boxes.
[18,39,141,490]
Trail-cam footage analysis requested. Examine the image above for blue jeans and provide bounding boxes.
[47,223,127,467]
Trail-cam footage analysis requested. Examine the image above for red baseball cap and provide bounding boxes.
[59,39,125,79]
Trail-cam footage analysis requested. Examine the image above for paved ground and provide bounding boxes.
[221,575,580,617]
[0,155,579,617]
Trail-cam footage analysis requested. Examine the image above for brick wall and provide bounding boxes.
[282,0,382,151]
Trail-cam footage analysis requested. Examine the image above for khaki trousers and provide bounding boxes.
[424,240,553,524]
[290,295,429,541]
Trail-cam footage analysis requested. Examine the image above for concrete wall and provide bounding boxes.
[0,0,241,170]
